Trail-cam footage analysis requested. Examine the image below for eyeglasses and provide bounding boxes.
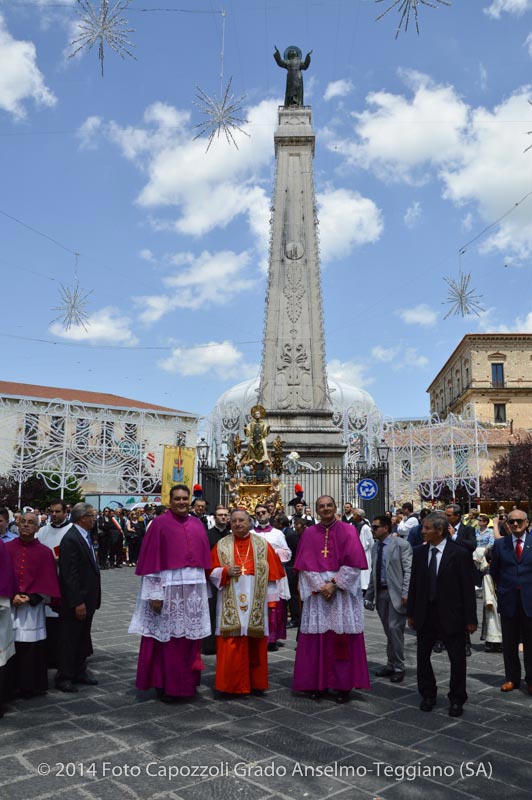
[508,518,527,526]
[371,524,382,531]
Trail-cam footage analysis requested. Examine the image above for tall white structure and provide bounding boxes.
[258,106,345,465]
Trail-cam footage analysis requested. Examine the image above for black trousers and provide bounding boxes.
[500,592,532,686]
[57,611,94,681]
[287,570,300,624]
[416,603,467,705]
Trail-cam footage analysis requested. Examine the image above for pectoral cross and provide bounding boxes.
[321,526,330,558]
[241,565,246,575]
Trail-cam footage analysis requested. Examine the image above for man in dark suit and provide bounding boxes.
[490,510,532,693]
[432,504,477,657]
[55,503,101,693]
[407,512,477,717]
[203,506,230,656]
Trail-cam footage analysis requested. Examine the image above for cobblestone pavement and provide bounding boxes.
[2,568,531,800]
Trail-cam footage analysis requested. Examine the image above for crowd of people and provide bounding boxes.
[0,491,530,720]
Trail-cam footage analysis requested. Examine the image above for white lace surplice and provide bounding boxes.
[0,597,15,666]
[128,567,211,642]
[299,566,364,635]
[12,600,48,643]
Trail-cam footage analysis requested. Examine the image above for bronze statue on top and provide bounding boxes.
[273,45,312,107]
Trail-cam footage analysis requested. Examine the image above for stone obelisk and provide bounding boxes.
[258,46,345,467]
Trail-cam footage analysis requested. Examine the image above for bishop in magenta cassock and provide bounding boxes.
[292,495,370,703]
[129,485,211,702]
[210,508,285,695]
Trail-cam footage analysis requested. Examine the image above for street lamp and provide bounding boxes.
[197,437,209,466]
[376,439,390,464]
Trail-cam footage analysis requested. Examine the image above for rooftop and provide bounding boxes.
[0,381,196,416]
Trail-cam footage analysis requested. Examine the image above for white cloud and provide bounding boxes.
[324,79,354,102]
[401,347,429,368]
[371,346,398,363]
[485,0,532,18]
[404,200,422,228]
[137,249,254,323]
[317,188,383,261]
[371,344,429,369]
[479,63,488,92]
[526,31,532,57]
[0,14,56,119]
[159,341,254,378]
[440,87,532,260]
[330,71,532,259]
[328,70,469,184]
[49,307,138,345]
[108,99,276,245]
[327,358,374,387]
[139,248,155,262]
[77,115,102,149]
[397,303,438,327]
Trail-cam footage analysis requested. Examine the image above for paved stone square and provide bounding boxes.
[2,568,531,800]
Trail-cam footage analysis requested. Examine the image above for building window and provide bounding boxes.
[491,363,505,388]
[124,423,137,441]
[101,420,114,451]
[494,403,506,423]
[50,415,65,444]
[75,418,90,448]
[24,414,39,448]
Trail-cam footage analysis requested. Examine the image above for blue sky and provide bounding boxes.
[1,0,532,423]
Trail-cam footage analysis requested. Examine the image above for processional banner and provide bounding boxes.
[161,446,195,501]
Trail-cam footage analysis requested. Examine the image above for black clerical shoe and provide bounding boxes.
[55,680,79,693]
[335,691,350,704]
[74,672,98,686]
[267,643,279,652]
[419,697,436,712]
[465,644,472,658]
[448,703,463,717]
[390,672,405,683]
[309,690,325,701]
[432,642,444,653]
[375,666,394,677]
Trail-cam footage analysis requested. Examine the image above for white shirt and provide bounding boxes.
[427,538,447,574]
[397,515,418,539]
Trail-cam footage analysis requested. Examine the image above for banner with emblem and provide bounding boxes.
[161,446,196,502]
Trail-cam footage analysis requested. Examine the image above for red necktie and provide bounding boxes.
[516,538,523,560]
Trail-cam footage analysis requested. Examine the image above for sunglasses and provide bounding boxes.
[508,519,527,525]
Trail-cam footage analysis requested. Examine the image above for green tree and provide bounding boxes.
[481,435,532,514]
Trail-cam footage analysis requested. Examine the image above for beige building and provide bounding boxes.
[427,334,532,475]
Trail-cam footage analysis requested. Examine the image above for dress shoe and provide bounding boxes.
[432,642,444,654]
[465,644,472,657]
[390,672,405,683]
[500,681,518,692]
[309,690,325,701]
[335,691,350,704]
[55,680,79,693]
[267,643,279,652]
[74,672,98,686]
[449,703,463,717]
[374,666,395,677]
[419,697,436,712]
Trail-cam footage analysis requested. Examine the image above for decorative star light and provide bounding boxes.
[69,0,136,77]
[443,272,484,319]
[193,77,249,152]
[52,281,94,330]
[375,0,451,38]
